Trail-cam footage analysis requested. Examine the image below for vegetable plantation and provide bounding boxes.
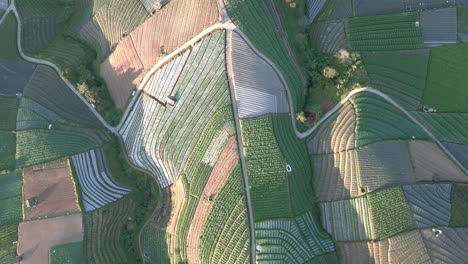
[49,242,83,264]
[0,224,18,262]
[411,112,468,145]
[362,49,429,110]
[0,132,15,170]
[225,0,304,112]
[0,97,19,131]
[310,21,347,54]
[0,59,35,96]
[350,92,429,147]
[443,142,468,170]
[348,12,424,51]
[0,13,21,61]
[120,30,231,187]
[140,226,170,264]
[367,186,416,240]
[449,184,468,227]
[387,230,431,263]
[0,170,22,226]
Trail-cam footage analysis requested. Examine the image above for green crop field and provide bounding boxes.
[0,132,16,171]
[350,92,429,147]
[225,0,303,112]
[0,97,19,131]
[200,165,249,264]
[0,224,18,261]
[367,186,416,240]
[362,49,429,110]
[0,13,21,61]
[423,44,468,112]
[349,12,424,51]
[304,252,340,264]
[140,226,170,264]
[241,115,291,221]
[449,184,468,227]
[271,114,316,216]
[0,170,23,226]
[49,242,83,264]
[457,6,468,35]
[411,112,468,145]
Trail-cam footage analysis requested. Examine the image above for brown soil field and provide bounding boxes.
[23,164,80,221]
[187,137,239,264]
[339,240,389,264]
[17,213,83,264]
[409,140,468,182]
[101,0,219,109]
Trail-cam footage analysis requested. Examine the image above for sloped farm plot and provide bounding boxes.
[101,0,218,109]
[449,184,468,227]
[0,170,22,226]
[443,142,468,170]
[420,8,457,47]
[0,59,35,96]
[421,228,468,263]
[0,224,19,264]
[354,0,405,16]
[23,163,81,220]
[403,184,452,228]
[120,31,231,187]
[321,197,372,241]
[409,140,468,182]
[0,131,15,170]
[310,20,347,54]
[387,229,431,263]
[315,0,353,21]
[255,211,335,263]
[357,140,415,192]
[338,240,389,264]
[306,0,326,23]
[229,30,289,118]
[71,148,131,212]
[411,112,468,145]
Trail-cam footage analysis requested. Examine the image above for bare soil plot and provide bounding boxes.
[101,0,218,109]
[388,229,431,263]
[338,240,389,264]
[17,213,83,264]
[187,137,238,263]
[420,227,468,263]
[409,140,468,182]
[23,164,80,221]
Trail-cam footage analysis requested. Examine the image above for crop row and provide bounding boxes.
[421,228,468,262]
[16,97,66,131]
[311,20,347,54]
[83,198,134,264]
[71,148,131,212]
[120,31,230,187]
[411,112,468,145]
[200,165,249,264]
[0,97,19,131]
[349,12,419,27]
[350,92,429,147]
[0,224,18,262]
[0,170,23,226]
[240,115,291,221]
[225,0,304,111]
[49,242,83,264]
[0,132,15,171]
[140,225,170,264]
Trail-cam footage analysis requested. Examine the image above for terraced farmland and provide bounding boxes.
[403,184,451,228]
[387,230,431,263]
[83,198,134,264]
[0,59,35,96]
[240,116,290,221]
[120,31,231,187]
[101,0,218,108]
[0,224,18,262]
[0,13,21,61]
[225,0,304,111]
[368,187,416,240]
[338,240,389,263]
[443,142,468,170]
[307,0,326,23]
[71,148,131,212]
[362,49,429,110]
[420,8,457,47]
[421,228,468,263]
[230,31,289,118]
[348,12,424,51]
[0,132,15,170]
[313,150,359,202]
[255,211,335,263]
[450,184,468,227]
[321,197,372,241]
[308,101,356,154]
[411,112,468,145]
[357,141,415,192]
[49,242,83,264]
[140,226,170,264]
[350,92,429,147]
[354,0,405,16]
[310,20,347,54]
[0,96,19,130]
[0,170,22,225]
[199,165,250,264]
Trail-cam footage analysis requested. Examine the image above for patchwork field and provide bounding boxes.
[310,20,347,54]
[229,30,288,118]
[387,229,431,263]
[411,112,468,145]
[83,198,134,264]
[23,163,80,220]
[101,0,218,108]
[362,49,429,110]
[348,12,423,51]
[17,213,83,264]
[120,31,231,187]
[423,43,468,112]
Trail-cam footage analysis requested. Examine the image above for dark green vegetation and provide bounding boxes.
[0,170,23,226]
[411,112,468,145]
[0,224,18,263]
[140,226,170,264]
[423,43,468,112]
[0,132,16,171]
[49,242,83,264]
[102,137,159,263]
[350,92,429,147]
[200,165,250,264]
[0,13,21,61]
[457,6,468,35]
[16,0,122,125]
[241,115,291,221]
[368,186,416,240]
[304,252,340,264]
[362,49,429,110]
[225,0,304,112]
[348,12,424,51]
[450,184,468,227]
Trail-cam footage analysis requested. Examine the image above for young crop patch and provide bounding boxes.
[0,170,22,226]
[423,43,468,112]
[348,12,424,52]
[354,0,405,16]
[350,92,429,147]
[362,49,429,110]
[367,186,416,240]
[49,242,83,264]
[240,115,290,221]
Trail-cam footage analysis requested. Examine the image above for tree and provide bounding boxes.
[322,66,337,79]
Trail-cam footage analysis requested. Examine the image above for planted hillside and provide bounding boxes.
[0,224,18,263]
[349,12,424,51]
[49,242,83,264]
[0,13,21,61]
[0,132,15,171]
[225,0,304,111]
[411,112,468,145]
[241,115,290,221]
[362,49,429,110]
[0,97,19,131]
[350,92,429,147]
[140,226,170,264]
[0,170,23,226]
[450,184,468,227]
[0,59,36,96]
